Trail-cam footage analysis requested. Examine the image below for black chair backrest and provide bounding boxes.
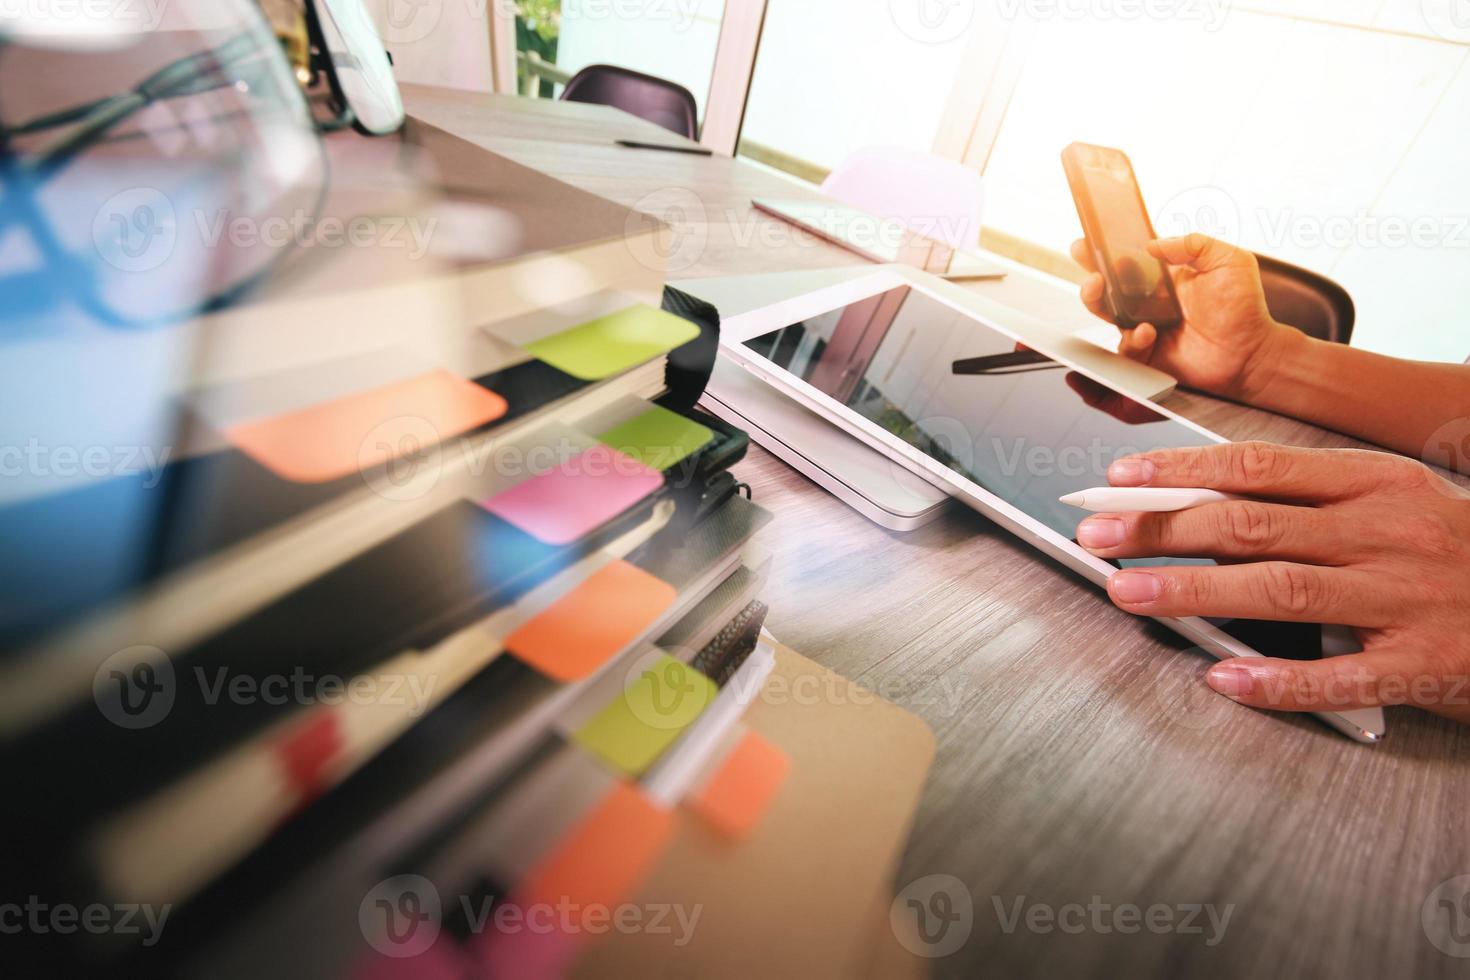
[1256,253,1355,345]
[560,64,700,141]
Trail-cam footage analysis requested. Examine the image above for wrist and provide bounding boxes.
[1235,322,1310,408]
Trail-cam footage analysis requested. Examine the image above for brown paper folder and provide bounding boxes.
[574,642,937,979]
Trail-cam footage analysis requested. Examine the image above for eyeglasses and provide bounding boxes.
[0,0,401,327]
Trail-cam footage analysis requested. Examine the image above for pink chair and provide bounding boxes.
[819,146,985,251]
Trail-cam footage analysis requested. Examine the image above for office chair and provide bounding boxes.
[820,146,985,251]
[559,64,700,140]
[1256,253,1355,345]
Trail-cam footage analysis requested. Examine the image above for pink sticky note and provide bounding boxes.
[480,445,664,545]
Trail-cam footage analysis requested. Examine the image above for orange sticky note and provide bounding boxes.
[688,731,790,840]
[519,782,675,916]
[225,369,507,483]
[506,561,677,682]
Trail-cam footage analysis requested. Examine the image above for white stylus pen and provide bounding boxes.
[1059,488,1240,513]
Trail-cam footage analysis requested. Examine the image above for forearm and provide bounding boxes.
[1243,326,1470,473]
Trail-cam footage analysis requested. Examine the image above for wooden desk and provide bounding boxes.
[402,85,1470,980]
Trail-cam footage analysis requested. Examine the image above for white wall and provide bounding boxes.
[363,0,494,92]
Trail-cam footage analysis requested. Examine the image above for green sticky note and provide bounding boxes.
[597,406,715,471]
[524,305,700,381]
[573,655,718,777]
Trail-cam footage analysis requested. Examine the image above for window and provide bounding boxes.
[738,0,977,181]
[977,5,1470,362]
[514,0,729,129]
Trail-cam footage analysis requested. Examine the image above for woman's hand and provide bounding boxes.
[1075,442,1470,723]
[1072,233,1295,403]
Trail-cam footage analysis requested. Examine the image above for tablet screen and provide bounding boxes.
[744,285,1321,660]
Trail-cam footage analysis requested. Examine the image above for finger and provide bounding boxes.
[1078,501,1355,565]
[1148,233,1250,273]
[1080,273,1112,322]
[1065,373,1167,425]
[1105,561,1402,627]
[1117,321,1157,361]
[1106,442,1414,501]
[1070,238,1097,272]
[1203,649,1457,713]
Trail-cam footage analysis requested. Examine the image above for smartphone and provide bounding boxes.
[1062,143,1183,330]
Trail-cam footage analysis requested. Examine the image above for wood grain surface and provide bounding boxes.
[402,85,1470,980]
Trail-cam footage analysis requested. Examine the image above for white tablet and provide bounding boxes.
[719,268,1385,743]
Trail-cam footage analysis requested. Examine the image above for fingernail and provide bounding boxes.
[1109,458,1156,486]
[1109,571,1162,604]
[1077,518,1125,549]
[1207,663,1256,699]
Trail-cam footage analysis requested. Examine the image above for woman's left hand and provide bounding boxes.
[1076,442,1470,723]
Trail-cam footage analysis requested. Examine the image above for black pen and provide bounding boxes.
[615,139,715,156]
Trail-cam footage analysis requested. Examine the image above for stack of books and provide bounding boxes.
[0,123,780,978]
